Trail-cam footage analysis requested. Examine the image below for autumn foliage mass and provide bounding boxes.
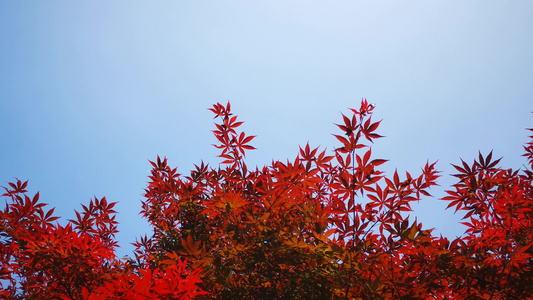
[2,99,533,299]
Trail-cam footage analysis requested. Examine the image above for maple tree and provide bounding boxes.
[1,98,532,299]
[0,182,206,299]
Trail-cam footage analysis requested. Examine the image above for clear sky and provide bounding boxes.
[1,1,532,258]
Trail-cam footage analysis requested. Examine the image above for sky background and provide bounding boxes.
[1,1,532,258]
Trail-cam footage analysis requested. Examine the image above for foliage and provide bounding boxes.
[1,99,532,299]
[0,182,206,299]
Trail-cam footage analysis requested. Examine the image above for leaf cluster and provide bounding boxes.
[2,99,532,299]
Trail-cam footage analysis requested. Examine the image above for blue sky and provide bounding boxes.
[1,1,532,258]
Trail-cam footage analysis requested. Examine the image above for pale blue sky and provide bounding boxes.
[1,1,532,258]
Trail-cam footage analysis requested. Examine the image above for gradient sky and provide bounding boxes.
[1,1,532,258]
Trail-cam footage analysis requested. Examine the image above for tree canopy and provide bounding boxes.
[2,99,532,299]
